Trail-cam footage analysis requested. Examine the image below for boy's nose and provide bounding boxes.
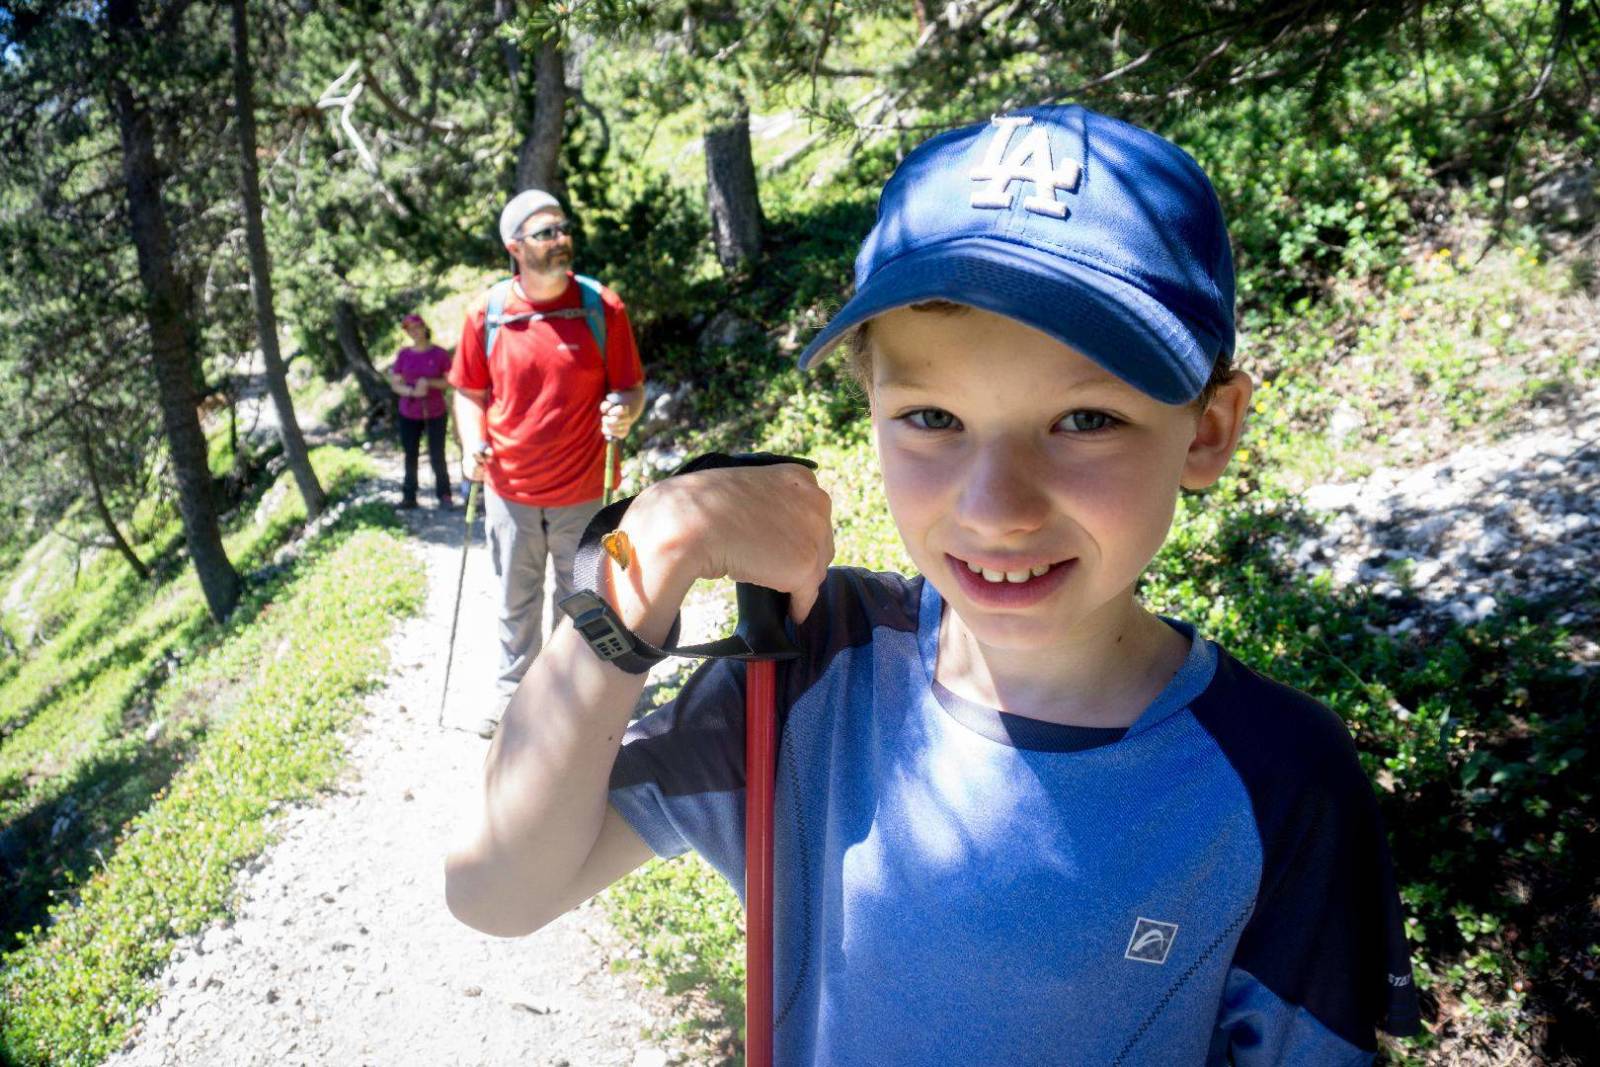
[955,440,1050,539]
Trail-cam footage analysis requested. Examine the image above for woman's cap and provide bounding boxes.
[499,189,561,247]
[797,104,1235,405]
[401,313,424,327]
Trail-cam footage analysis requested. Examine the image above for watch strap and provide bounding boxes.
[560,452,817,671]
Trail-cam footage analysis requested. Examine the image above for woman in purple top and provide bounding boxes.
[389,313,455,509]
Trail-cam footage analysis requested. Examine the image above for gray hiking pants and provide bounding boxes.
[483,488,603,699]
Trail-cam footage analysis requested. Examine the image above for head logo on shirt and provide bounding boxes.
[1124,917,1179,965]
[968,116,1082,218]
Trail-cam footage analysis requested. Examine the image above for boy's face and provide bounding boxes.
[866,306,1249,654]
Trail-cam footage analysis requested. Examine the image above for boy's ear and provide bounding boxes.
[1181,371,1253,490]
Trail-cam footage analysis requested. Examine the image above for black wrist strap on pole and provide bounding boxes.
[563,452,815,670]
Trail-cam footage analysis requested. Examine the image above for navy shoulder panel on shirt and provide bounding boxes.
[782,567,921,708]
[610,567,920,798]
[609,656,746,796]
[1190,649,1423,1048]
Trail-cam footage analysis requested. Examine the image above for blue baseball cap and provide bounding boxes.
[797,104,1235,405]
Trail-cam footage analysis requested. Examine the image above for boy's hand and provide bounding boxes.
[619,463,834,624]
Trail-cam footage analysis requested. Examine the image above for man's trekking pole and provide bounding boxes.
[735,582,796,1067]
[603,437,620,507]
[437,477,482,728]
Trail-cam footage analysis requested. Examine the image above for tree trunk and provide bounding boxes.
[514,34,565,197]
[705,95,764,273]
[108,0,241,622]
[76,427,150,582]
[230,0,326,520]
[333,299,393,418]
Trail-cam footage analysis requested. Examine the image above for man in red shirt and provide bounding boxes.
[449,189,646,737]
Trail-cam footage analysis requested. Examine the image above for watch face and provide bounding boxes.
[559,589,654,669]
[574,608,629,659]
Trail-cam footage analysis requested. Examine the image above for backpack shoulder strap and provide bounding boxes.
[573,274,609,376]
[482,277,515,360]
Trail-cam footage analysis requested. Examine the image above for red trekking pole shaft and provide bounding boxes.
[733,580,797,1067]
[746,657,778,1067]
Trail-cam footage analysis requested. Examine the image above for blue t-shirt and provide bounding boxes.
[610,568,1421,1065]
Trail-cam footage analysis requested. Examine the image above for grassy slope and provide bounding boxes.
[0,422,425,1064]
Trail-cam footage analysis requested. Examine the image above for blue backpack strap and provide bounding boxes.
[482,277,515,360]
[573,273,609,380]
[484,274,610,377]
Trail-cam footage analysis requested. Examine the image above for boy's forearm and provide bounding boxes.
[447,623,646,936]
[446,530,693,936]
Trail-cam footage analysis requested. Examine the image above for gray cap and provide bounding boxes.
[498,189,561,246]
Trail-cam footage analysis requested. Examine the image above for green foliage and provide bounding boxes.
[1240,228,1599,492]
[603,856,747,1056]
[0,509,421,1066]
[0,443,409,1064]
[3,0,1595,1060]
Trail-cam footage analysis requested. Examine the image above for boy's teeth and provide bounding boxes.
[967,561,1053,584]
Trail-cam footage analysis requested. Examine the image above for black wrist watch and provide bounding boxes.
[558,452,815,674]
[558,492,682,675]
[559,588,678,675]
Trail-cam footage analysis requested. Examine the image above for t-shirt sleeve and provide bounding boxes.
[607,656,748,893]
[600,287,644,392]
[449,301,490,392]
[1195,657,1422,1063]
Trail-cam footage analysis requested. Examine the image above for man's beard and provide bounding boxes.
[522,245,572,276]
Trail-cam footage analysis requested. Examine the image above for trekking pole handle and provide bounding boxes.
[733,583,799,661]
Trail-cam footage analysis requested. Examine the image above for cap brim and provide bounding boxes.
[796,238,1221,405]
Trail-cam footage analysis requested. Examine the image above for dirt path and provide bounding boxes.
[105,442,712,1067]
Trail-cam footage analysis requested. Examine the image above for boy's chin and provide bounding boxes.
[941,597,1082,653]
[937,580,1141,655]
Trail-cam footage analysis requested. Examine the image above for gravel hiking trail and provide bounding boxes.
[105,440,714,1067]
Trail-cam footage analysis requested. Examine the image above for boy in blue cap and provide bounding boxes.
[446,105,1422,1064]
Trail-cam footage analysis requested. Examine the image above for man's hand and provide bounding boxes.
[599,392,636,440]
[462,442,492,483]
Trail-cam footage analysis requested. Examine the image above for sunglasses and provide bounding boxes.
[519,221,574,243]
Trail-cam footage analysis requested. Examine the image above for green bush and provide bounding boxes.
[0,518,422,1065]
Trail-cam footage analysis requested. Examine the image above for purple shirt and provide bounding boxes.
[393,345,452,420]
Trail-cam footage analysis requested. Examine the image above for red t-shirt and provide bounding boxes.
[448,274,644,507]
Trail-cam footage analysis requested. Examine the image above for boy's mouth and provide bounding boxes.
[946,553,1074,608]
[960,558,1057,584]
[953,559,1068,585]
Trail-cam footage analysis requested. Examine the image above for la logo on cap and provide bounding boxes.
[969,115,1082,218]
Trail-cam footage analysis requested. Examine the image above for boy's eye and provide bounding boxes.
[905,408,960,431]
[1057,410,1117,433]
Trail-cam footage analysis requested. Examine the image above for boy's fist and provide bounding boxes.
[622,462,834,624]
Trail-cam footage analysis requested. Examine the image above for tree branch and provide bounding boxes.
[359,59,465,136]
